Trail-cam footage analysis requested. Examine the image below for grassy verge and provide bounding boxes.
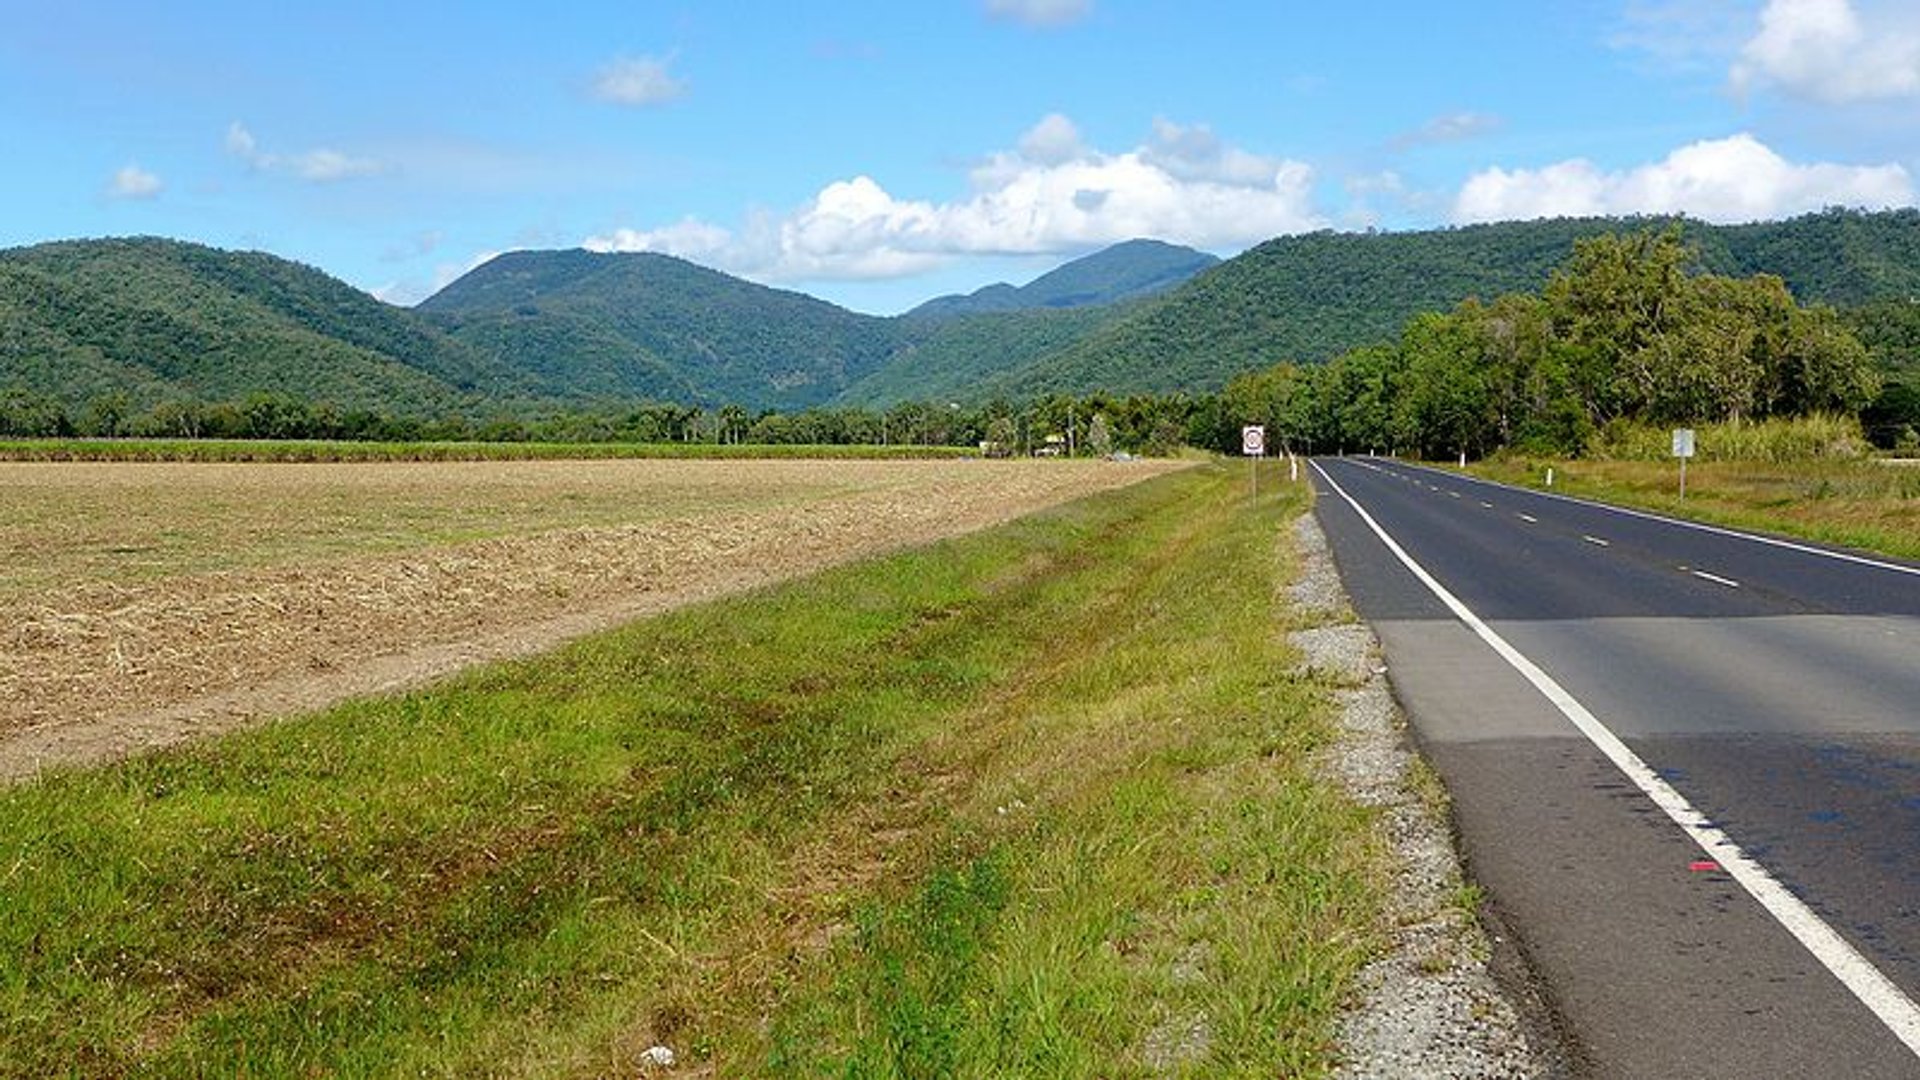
[1,462,1375,1076]
[0,438,974,463]
[1472,454,1920,562]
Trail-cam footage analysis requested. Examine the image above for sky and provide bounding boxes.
[3,0,1918,314]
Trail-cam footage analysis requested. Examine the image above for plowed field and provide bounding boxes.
[2,457,1186,779]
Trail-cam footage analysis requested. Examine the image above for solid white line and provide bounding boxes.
[1583,535,1611,547]
[1395,462,1920,580]
[1311,459,1920,1058]
[1693,569,1741,588]
[1516,512,1539,523]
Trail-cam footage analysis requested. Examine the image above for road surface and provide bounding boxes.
[1311,456,1920,1078]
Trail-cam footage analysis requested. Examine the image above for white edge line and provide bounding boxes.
[1311,459,1920,1056]
[1405,462,1920,580]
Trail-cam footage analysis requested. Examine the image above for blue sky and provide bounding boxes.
[4,0,1918,313]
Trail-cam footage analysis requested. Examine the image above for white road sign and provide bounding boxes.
[1672,429,1696,458]
[1242,425,1266,457]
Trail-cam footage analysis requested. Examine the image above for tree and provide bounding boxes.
[1086,413,1113,457]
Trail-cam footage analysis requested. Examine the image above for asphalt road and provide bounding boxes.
[1310,456,1920,1078]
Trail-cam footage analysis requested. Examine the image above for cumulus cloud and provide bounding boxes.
[1018,113,1086,166]
[107,164,162,200]
[591,55,687,107]
[1452,133,1913,224]
[985,0,1092,28]
[583,115,1323,281]
[225,121,383,182]
[1731,0,1920,102]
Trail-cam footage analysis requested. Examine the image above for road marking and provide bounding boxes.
[1397,462,1920,580]
[1583,535,1610,547]
[1449,491,1462,498]
[1693,569,1741,588]
[1516,513,1538,523]
[1312,459,1920,1058]
[1480,501,1494,509]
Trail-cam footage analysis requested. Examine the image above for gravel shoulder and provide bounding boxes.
[1289,510,1560,1078]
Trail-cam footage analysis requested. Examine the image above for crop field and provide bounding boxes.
[0,457,1183,779]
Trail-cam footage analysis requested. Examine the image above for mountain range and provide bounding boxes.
[4,209,1918,417]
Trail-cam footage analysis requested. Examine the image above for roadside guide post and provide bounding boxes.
[1672,428,1695,498]
[1242,425,1265,499]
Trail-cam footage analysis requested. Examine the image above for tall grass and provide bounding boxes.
[1480,413,1920,561]
[1583,413,1869,463]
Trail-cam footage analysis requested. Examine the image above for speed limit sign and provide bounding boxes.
[1241,425,1266,457]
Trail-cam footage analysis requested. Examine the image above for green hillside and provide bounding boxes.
[421,249,907,410]
[838,304,1132,406]
[992,210,1920,398]
[906,239,1218,317]
[0,238,522,414]
[6,212,1918,421]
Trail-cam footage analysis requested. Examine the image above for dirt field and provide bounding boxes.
[1,457,1187,780]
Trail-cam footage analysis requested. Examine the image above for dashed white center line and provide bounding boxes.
[1480,501,1494,509]
[1449,491,1462,499]
[1517,513,1539,524]
[1692,569,1742,588]
[1583,535,1611,547]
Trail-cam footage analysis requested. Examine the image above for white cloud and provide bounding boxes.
[1453,133,1913,224]
[584,219,735,261]
[225,121,384,182]
[1731,0,1920,102]
[107,164,162,200]
[1392,111,1502,149]
[1611,0,1752,73]
[1018,113,1086,166]
[985,0,1092,28]
[591,55,687,107]
[584,116,1324,282]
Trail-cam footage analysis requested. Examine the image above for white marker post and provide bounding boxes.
[1242,425,1266,499]
[1672,428,1696,499]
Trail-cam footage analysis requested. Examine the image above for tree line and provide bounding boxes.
[1215,228,1896,458]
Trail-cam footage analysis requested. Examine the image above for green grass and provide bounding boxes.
[1462,415,1920,562]
[0,438,974,463]
[0,462,1376,1076]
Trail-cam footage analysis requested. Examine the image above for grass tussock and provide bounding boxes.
[0,462,1374,1077]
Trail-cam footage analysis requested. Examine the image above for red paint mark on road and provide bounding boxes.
[1690,860,1721,872]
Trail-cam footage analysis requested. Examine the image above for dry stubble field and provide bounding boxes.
[1,457,1185,779]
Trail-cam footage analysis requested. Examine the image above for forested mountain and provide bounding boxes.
[5,211,1918,422]
[0,238,526,414]
[993,209,1920,398]
[906,239,1218,318]
[420,249,908,410]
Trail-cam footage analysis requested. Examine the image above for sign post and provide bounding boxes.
[1242,425,1266,499]
[1672,428,1696,498]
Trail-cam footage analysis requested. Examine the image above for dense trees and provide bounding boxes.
[1210,229,1884,458]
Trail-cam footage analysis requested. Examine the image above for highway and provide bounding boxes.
[1310,456,1920,1078]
